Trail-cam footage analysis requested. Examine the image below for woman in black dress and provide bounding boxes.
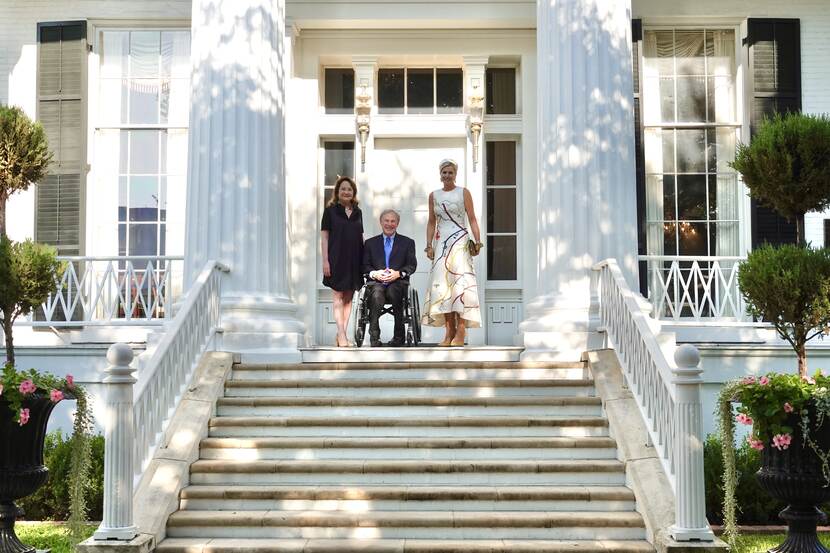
[321,176,364,347]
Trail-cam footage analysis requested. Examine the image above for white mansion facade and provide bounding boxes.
[1,0,830,427]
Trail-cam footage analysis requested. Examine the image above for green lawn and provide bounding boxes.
[731,533,830,552]
[14,522,96,553]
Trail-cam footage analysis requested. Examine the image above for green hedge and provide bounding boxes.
[704,434,829,524]
[18,431,104,521]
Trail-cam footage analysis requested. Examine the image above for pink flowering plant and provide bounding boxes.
[717,370,830,545]
[0,362,93,544]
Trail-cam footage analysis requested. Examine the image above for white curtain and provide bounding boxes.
[643,32,665,258]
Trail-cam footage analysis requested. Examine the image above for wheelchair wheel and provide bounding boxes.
[353,288,367,346]
[408,288,422,345]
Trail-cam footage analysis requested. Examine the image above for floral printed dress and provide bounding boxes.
[421,186,481,328]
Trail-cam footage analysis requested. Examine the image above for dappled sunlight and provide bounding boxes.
[350,527,382,539]
[474,386,495,398]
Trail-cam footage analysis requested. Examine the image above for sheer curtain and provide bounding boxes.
[711,30,740,257]
[643,31,664,257]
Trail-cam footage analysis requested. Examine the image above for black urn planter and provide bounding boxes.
[0,394,60,553]
[757,408,830,553]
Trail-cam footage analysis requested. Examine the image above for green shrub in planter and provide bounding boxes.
[731,112,830,244]
[737,244,830,376]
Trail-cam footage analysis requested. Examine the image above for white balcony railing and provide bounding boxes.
[592,259,713,541]
[640,255,747,322]
[28,256,184,327]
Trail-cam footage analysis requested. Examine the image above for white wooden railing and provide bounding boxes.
[27,256,184,327]
[132,259,228,478]
[640,255,746,322]
[592,259,713,541]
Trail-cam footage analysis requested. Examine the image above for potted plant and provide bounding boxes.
[717,112,830,552]
[0,104,93,551]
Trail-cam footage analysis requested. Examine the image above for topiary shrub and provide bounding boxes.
[737,244,830,376]
[730,112,830,244]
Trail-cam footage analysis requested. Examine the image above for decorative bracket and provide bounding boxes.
[355,81,372,171]
[467,78,485,171]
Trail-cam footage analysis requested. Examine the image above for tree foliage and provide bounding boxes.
[737,245,830,375]
[0,237,64,365]
[0,104,52,236]
[730,113,830,244]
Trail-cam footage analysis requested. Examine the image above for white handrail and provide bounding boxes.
[639,255,746,321]
[592,259,713,541]
[132,259,228,478]
[27,256,185,327]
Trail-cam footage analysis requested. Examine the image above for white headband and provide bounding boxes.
[439,158,458,171]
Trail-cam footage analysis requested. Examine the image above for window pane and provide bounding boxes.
[128,224,159,256]
[644,129,675,174]
[407,69,433,113]
[436,69,463,113]
[129,176,160,222]
[129,79,159,124]
[675,129,705,173]
[324,68,354,114]
[324,142,354,185]
[663,175,676,220]
[663,222,678,255]
[378,69,404,113]
[130,130,160,174]
[129,31,159,78]
[486,68,516,114]
[677,175,707,220]
[486,142,516,186]
[678,222,708,255]
[161,78,190,125]
[118,176,128,222]
[487,235,517,280]
[659,77,675,122]
[708,174,739,221]
[674,31,705,75]
[654,31,675,75]
[676,76,706,121]
[487,189,516,233]
[101,31,129,78]
[161,31,190,78]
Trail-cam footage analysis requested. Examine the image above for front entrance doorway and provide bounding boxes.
[365,137,481,345]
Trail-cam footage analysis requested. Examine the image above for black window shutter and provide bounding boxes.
[36,21,86,256]
[747,18,801,247]
[632,19,647,295]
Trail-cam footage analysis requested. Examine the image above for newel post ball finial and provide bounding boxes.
[106,342,134,368]
[674,343,701,369]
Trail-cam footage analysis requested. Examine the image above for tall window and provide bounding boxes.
[97,30,190,257]
[377,68,463,114]
[485,141,518,280]
[642,29,740,257]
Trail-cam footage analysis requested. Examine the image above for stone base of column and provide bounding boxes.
[518,294,605,361]
[219,294,307,362]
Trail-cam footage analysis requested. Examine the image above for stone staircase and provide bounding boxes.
[156,356,654,553]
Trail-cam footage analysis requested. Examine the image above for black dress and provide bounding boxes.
[321,203,365,291]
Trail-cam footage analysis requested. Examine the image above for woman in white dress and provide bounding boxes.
[422,159,483,346]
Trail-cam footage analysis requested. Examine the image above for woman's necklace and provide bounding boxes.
[344,204,353,217]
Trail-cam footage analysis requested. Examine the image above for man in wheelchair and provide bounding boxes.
[361,209,418,347]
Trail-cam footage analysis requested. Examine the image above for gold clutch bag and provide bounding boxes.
[467,239,481,256]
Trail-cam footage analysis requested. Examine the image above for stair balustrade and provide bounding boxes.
[592,258,714,542]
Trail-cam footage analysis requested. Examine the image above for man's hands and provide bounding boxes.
[370,269,401,283]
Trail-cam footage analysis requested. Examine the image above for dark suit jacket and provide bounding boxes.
[362,233,417,282]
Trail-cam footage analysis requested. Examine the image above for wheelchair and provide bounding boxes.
[353,280,422,347]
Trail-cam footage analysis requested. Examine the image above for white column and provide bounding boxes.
[94,343,138,541]
[671,345,715,541]
[184,0,304,355]
[521,0,639,359]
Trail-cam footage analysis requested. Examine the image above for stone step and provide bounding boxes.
[157,537,654,553]
[207,416,609,439]
[223,379,595,398]
[189,459,626,486]
[165,510,646,540]
[299,347,524,364]
[199,436,617,461]
[215,399,601,418]
[231,366,589,382]
[179,485,636,512]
